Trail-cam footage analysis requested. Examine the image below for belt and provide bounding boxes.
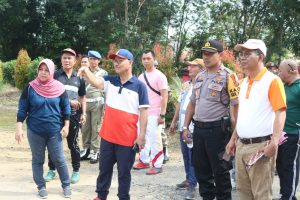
[86,97,104,103]
[239,135,271,145]
[193,120,221,128]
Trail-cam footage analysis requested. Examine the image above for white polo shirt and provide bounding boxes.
[236,67,286,138]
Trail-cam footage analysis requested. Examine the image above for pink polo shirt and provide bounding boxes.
[138,69,168,116]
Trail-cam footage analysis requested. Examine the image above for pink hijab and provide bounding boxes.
[29,59,65,98]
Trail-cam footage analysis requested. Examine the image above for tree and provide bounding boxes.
[14,49,31,89]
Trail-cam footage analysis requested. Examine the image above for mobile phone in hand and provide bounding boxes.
[132,143,140,153]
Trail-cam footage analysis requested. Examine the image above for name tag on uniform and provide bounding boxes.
[208,83,222,91]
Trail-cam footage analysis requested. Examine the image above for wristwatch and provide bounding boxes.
[182,126,188,130]
[82,113,87,116]
[160,114,165,118]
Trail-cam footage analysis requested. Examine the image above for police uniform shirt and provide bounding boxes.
[190,65,239,122]
[54,68,86,114]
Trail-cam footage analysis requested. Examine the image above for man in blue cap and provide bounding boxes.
[78,49,149,200]
[80,50,108,164]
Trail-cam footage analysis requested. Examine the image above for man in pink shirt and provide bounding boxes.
[133,50,169,175]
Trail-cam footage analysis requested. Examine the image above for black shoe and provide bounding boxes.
[80,148,90,160]
[176,180,189,190]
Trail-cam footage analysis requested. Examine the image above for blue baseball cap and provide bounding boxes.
[109,49,134,61]
[88,50,102,59]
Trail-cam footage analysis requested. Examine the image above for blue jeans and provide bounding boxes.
[27,130,70,190]
[179,131,197,187]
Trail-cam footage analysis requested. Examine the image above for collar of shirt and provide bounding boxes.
[247,67,267,83]
[58,68,77,77]
[285,78,300,86]
[116,76,136,86]
[202,64,226,76]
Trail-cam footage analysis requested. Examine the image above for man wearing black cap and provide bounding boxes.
[80,50,108,164]
[78,49,149,200]
[183,40,240,200]
[44,48,86,184]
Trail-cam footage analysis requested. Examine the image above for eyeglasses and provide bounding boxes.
[238,51,259,58]
[288,63,296,71]
[113,59,128,65]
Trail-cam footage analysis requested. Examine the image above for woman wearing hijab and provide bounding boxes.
[15,59,72,199]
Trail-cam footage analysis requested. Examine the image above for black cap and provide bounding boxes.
[201,40,223,53]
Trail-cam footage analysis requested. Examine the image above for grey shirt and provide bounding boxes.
[190,65,239,122]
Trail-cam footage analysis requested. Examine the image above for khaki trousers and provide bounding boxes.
[81,101,103,152]
[235,139,276,200]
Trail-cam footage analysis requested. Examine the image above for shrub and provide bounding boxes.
[28,57,44,81]
[0,60,3,81]
[14,49,31,89]
[166,76,182,124]
[102,59,116,75]
[220,49,240,72]
[153,42,177,82]
[2,60,16,86]
[0,80,3,91]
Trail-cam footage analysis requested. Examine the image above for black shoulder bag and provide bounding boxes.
[143,73,161,96]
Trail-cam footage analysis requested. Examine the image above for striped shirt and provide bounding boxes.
[100,75,149,147]
[54,68,86,115]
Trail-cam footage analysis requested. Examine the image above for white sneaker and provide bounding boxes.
[80,148,90,160]
[89,150,99,164]
[231,178,236,190]
[87,150,94,159]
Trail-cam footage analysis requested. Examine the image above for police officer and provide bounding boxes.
[80,51,107,164]
[183,40,239,200]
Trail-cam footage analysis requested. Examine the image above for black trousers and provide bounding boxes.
[96,139,135,200]
[192,124,232,200]
[276,133,300,200]
[48,114,81,171]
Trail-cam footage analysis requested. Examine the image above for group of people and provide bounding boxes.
[15,47,170,199]
[14,38,300,200]
[174,39,298,200]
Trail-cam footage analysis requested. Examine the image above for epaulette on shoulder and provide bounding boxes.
[195,72,205,82]
[223,67,233,74]
[228,72,239,87]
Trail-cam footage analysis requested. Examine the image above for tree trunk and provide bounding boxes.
[124,0,128,44]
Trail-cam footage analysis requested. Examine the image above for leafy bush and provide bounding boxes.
[0,60,3,81]
[28,57,44,81]
[220,49,240,72]
[166,76,182,124]
[102,59,116,75]
[2,60,16,86]
[14,49,31,89]
[0,80,3,91]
